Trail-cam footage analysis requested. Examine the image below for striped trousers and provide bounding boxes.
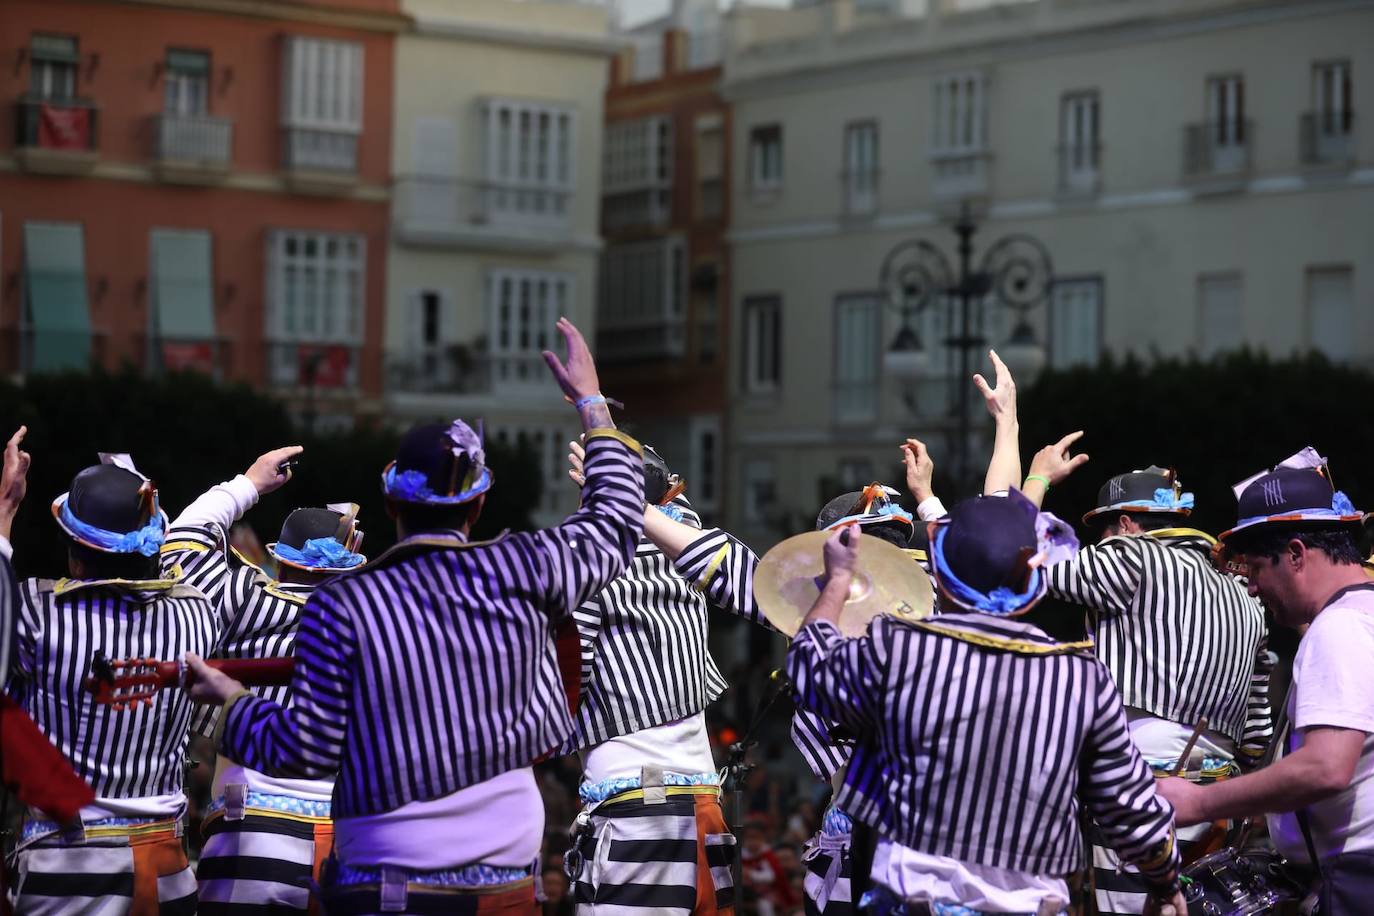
[10,824,196,914]
[319,877,537,915]
[803,831,854,916]
[197,809,334,914]
[571,789,736,915]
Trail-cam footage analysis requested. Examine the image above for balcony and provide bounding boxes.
[14,95,99,175]
[930,148,990,202]
[841,168,880,218]
[603,187,671,233]
[386,349,556,402]
[596,320,687,363]
[393,176,574,252]
[266,341,362,392]
[1057,143,1101,197]
[141,335,234,379]
[153,113,233,184]
[281,127,359,194]
[0,326,109,377]
[1183,120,1252,193]
[1300,112,1355,169]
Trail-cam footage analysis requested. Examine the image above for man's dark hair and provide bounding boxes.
[394,500,481,536]
[1228,526,1364,566]
[1101,512,1177,533]
[69,542,160,581]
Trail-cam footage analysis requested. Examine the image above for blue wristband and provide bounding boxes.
[575,394,607,410]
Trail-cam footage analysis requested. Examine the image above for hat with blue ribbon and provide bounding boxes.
[1220,447,1365,542]
[381,420,493,506]
[1082,465,1195,526]
[928,490,1079,617]
[817,483,915,547]
[269,503,367,573]
[50,454,168,558]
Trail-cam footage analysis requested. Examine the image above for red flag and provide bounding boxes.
[37,103,90,151]
[161,341,215,373]
[299,345,352,388]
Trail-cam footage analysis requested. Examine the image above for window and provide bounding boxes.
[482,98,575,224]
[29,34,78,100]
[266,230,364,387]
[843,121,879,215]
[749,124,783,193]
[1206,74,1246,147]
[1197,273,1244,357]
[742,296,781,394]
[164,49,209,116]
[932,73,987,153]
[695,114,724,221]
[486,268,572,386]
[496,425,571,514]
[1305,266,1354,362]
[688,415,722,514]
[630,32,663,83]
[1049,277,1103,368]
[833,294,880,423]
[598,238,687,360]
[603,116,671,229]
[838,459,875,492]
[1312,61,1353,134]
[1059,91,1100,192]
[149,229,217,373]
[744,459,777,524]
[693,260,720,365]
[22,221,91,372]
[281,37,363,172]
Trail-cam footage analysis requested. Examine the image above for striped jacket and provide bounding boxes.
[1045,530,1271,762]
[9,564,217,800]
[788,613,1180,883]
[218,429,646,818]
[675,528,850,781]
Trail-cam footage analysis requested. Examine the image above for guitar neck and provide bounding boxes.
[170,657,295,688]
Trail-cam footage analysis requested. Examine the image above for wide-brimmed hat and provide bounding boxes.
[52,461,168,557]
[381,420,493,506]
[1082,465,1193,526]
[928,491,1078,617]
[817,483,914,547]
[1220,458,1364,543]
[269,503,367,573]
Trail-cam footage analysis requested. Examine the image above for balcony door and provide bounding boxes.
[1206,75,1246,172]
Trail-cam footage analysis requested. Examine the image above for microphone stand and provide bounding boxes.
[723,669,791,908]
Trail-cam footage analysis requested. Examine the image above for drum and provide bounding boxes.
[1182,846,1309,915]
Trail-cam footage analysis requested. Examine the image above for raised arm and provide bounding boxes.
[1021,430,1090,508]
[0,427,31,552]
[973,350,1021,495]
[901,438,946,521]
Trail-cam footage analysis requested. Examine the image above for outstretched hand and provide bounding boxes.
[973,349,1016,425]
[1028,431,1090,486]
[245,446,304,496]
[0,426,31,518]
[901,438,935,504]
[542,317,601,402]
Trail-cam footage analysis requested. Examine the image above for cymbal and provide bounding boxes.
[755,531,934,638]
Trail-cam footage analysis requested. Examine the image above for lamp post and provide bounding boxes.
[880,203,1054,491]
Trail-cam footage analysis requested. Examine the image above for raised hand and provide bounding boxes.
[0,426,32,518]
[542,317,601,403]
[1028,431,1090,486]
[973,349,1016,425]
[245,445,305,496]
[901,438,935,504]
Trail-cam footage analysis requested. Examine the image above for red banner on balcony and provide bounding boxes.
[161,341,215,374]
[298,345,352,388]
[38,104,91,150]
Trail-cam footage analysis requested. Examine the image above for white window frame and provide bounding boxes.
[481,98,576,225]
[742,295,781,395]
[1206,74,1246,148]
[1059,90,1100,191]
[486,268,572,386]
[1305,265,1354,363]
[1312,60,1352,133]
[265,229,365,387]
[843,120,879,215]
[833,293,880,424]
[749,124,783,193]
[1196,272,1244,358]
[1049,276,1103,369]
[282,37,363,132]
[688,415,722,514]
[30,35,78,100]
[931,72,987,155]
[164,50,210,116]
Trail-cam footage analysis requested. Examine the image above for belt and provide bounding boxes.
[203,787,332,827]
[601,784,720,808]
[21,815,182,848]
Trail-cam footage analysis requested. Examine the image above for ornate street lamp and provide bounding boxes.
[880,203,1054,489]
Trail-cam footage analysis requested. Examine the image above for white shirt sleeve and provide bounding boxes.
[916,496,947,522]
[170,475,260,533]
[1294,604,1374,735]
[0,535,11,562]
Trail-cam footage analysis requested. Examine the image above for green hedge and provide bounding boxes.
[0,369,542,579]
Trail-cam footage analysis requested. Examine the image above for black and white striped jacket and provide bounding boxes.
[9,563,217,800]
[788,613,1180,884]
[1045,530,1272,764]
[218,430,646,818]
[564,500,752,753]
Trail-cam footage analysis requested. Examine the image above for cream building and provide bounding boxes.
[721,0,1374,545]
[386,0,619,523]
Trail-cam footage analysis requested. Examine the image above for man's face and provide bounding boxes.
[1240,550,1302,627]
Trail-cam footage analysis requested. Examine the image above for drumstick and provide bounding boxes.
[1171,717,1208,778]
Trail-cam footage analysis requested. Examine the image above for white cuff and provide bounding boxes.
[0,535,12,562]
[171,474,260,532]
[916,497,947,522]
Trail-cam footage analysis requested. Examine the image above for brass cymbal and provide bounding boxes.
[755,531,934,638]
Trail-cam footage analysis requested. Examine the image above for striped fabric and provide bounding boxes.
[12,829,197,914]
[674,528,850,781]
[1045,531,1272,761]
[0,552,16,686]
[802,830,853,916]
[197,813,332,914]
[219,430,646,819]
[9,569,217,800]
[567,498,746,753]
[788,614,1180,884]
[572,792,736,915]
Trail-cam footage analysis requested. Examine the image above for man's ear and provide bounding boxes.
[1287,538,1306,569]
[467,493,486,528]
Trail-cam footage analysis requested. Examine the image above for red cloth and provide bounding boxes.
[161,342,215,373]
[37,103,90,150]
[741,848,799,909]
[299,345,352,388]
[0,693,94,821]
[554,618,581,717]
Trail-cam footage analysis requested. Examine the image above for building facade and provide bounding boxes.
[0,0,401,427]
[384,0,618,524]
[721,0,1374,546]
[597,0,730,523]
